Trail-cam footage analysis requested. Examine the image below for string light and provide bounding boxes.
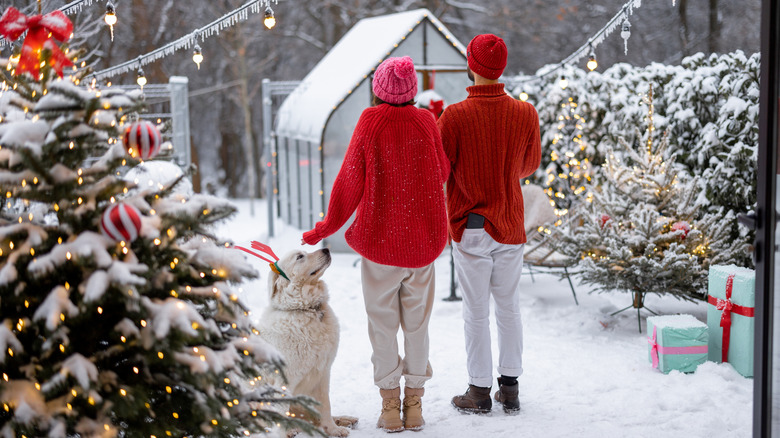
[104,2,117,41]
[264,6,276,29]
[586,45,598,71]
[559,75,568,90]
[512,0,648,86]
[621,16,632,55]
[136,68,147,89]
[192,44,203,69]
[90,0,279,81]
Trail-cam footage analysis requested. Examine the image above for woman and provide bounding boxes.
[302,56,449,433]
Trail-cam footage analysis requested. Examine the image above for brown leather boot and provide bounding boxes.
[451,384,492,414]
[377,387,404,432]
[494,379,520,413]
[402,387,425,431]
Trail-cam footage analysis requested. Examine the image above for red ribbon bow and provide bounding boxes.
[707,274,755,363]
[0,7,74,78]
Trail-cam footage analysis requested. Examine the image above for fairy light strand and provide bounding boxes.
[512,0,645,86]
[89,0,276,82]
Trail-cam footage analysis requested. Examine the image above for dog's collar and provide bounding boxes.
[270,262,289,281]
[275,302,325,321]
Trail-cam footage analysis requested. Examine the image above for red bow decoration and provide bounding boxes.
[707,274,755,362]
[0,7,74,78]
[427,99,444,119]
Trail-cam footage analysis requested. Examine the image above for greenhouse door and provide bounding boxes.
[754,0,780,435]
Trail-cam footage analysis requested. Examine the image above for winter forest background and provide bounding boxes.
[3,0,762,198]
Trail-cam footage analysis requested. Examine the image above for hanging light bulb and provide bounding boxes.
[136,68,147,89]
[559,75,568,90]
[192,44,203,69]
[621,18,632,55]
[586,46,598,71]
[518,92,529,102]
[264,7,276,29]
[105,2,117,41]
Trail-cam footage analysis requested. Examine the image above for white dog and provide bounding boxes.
[257,248,356,437]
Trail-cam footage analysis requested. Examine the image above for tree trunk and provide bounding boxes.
[678,0,690,56]
[708,0,720,53]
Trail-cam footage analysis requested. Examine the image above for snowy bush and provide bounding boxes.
[511,51,758,271]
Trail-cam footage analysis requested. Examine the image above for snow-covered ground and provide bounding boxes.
[217,199,753,438]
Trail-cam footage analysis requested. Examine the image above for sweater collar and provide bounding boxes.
[376,103,416,121]
[466,83,506,98]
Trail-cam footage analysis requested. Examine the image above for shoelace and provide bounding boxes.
[383,399,401,410]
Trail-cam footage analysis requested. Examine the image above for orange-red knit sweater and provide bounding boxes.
[302,104,450,268]
[437,83,542,244]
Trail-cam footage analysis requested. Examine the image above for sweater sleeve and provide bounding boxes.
[437,108,458,167]
[420,110,450,184]
[302,113,368,245]
[518,103,542,179]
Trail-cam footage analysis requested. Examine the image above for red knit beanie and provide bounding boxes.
[373,56,418,104]
[467,34,507,80]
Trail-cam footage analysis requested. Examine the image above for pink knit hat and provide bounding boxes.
[467,34,507,80]
[372,56,418,104]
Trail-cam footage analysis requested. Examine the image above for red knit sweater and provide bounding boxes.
[302,104,450,268]
[437,83,541,244]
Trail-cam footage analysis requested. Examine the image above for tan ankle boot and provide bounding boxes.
[402,387,425,431]
[377,387,404,432]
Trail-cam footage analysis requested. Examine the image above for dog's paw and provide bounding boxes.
[321,424,350,437]
[333,416,358,429]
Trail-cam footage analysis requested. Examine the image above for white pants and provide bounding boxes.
[453,228,524,388]
[361,258,435,390]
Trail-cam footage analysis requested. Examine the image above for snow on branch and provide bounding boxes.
[0,320,24,364]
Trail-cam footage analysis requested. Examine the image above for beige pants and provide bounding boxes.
[361,258,435,390]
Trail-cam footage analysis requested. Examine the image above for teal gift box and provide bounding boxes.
[707,264,755,378]
[647,315,708,374]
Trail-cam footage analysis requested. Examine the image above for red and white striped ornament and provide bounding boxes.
[123,120,162,160]
[100,203,142,242]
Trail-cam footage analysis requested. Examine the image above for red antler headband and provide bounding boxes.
[234,241,289,281]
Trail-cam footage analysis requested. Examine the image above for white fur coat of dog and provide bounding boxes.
[257,248,352,437]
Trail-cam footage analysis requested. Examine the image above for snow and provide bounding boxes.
[648,314,706,329]
[32,285,78,331]
[216,199,752,438]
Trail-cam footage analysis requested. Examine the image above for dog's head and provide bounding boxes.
[268,248,332,309]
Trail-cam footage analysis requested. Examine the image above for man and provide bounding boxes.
[437,33,541,414]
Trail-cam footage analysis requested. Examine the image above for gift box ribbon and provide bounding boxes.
[707,274,755,362]
[648,326,708,369]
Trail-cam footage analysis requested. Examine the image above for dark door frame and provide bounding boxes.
[754,0,779,435]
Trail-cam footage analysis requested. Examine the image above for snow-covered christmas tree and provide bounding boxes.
[552,85,746,322]
[0,7,316,437]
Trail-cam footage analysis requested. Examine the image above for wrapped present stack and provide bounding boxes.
[647,315,708,374]
[707,264,755,378]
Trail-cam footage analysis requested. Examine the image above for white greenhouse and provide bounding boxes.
[274,8,470,251]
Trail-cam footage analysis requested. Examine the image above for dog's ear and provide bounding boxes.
[268,269,280,299]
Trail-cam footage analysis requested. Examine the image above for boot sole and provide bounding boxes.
[451,401,492,415]
[501,406,521,415]
[377,426,405,433]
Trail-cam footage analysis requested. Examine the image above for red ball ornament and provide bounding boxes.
[100,203,142,242]
[671,221,691,240]
[599,214,611,229]
[123,120,162,160]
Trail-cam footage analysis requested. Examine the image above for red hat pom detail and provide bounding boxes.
[100,203,142,242]
[394,56,415,79]
[123,121,162,160]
